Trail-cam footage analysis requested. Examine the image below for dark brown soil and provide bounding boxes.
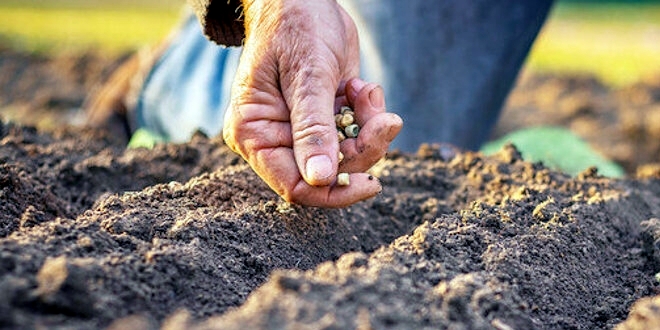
[0,48,130,131]
[2,49,660,330]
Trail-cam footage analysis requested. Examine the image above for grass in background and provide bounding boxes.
[0,1,181,55]
[528,2,660,86]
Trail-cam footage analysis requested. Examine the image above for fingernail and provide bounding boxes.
[369,86,385,108]
[306,154,333,182]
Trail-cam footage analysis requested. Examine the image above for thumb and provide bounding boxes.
[287,71,340,187]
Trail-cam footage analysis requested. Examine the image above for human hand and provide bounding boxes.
[223,0,402,207]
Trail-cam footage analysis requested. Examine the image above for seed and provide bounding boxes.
[344,124,360,138]
[338,151,344,163]
[334,113,343,127]
[337,130,346,142]
[337,172,350,186]
[339,113,354,128]
[340,106,353,115]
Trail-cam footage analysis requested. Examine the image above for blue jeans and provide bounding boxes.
[137,0,554,151]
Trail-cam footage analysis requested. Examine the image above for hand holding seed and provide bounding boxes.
[335,79,402,175]
[225,74,401,207]
[223,2,402,209]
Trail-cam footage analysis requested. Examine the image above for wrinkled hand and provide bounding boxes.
[223,0,402,207]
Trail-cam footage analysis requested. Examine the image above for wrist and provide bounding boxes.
[242,0,339,38]
[242,0,289,38]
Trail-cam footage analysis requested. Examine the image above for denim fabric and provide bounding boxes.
[136,0,554,149]
[136,15,240,142]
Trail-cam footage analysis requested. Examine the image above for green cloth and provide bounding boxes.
[127,128,165,149]
[481,126,624,177]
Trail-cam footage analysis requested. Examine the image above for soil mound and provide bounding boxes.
[1,119,660,329]
[2,49,660,330]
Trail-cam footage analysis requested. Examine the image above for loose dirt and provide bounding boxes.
[1,49,660,329]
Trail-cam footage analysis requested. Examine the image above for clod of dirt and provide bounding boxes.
[616,295,660,330]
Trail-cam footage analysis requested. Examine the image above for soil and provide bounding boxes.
[1,49,660,330]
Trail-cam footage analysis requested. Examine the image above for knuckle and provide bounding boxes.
[292,122,334,147]
[222,127,238,150]
[222,121,252,157]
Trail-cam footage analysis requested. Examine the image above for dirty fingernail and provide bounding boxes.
[306,155,333,182]
[369,86,385,108]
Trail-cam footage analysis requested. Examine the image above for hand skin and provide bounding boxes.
[223,0,403,208]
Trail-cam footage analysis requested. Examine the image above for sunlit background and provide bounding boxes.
[0,0,181,55]
[0,0,659,87]
[530,0,660,86]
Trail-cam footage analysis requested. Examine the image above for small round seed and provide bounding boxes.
[344,124,360,138]
[339,113,354,128]
[334,113,343,127]
[337,172,350,186]
[338,151,344,163]
[340,106,353,115]
[337,130,346,143]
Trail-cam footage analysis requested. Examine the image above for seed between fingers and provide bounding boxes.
[335,106,363,186]
[337,172,350,186]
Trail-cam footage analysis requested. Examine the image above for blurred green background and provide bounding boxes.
[0,0,659,86]
[0,0,181,55]
[530,0,660,86]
